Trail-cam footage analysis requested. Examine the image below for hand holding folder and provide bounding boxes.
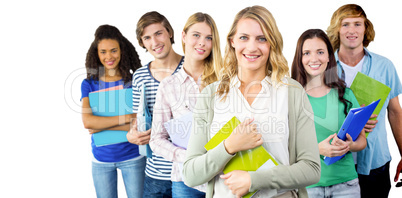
[164,112,193,149]
[137,85,153,158]
[204,116,278,198]
[89,88,132,146]
[324,99,380,165]
[350,72,391,137]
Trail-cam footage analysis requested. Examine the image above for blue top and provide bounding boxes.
[81,78,139,162]
[132,57,184,180]
[336,48,402,175]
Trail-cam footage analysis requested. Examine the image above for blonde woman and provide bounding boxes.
[150,12,222,197]
[183,6,320,198]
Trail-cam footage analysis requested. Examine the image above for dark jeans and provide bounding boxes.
[172,181,205,198]
[358,161,391,198]
[143,176,172,198]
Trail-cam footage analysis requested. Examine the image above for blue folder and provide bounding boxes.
[89,88,132,146]
[324,99,380,165]
[137,85,153,158]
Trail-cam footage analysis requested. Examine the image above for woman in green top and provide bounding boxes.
[291,29,367,198]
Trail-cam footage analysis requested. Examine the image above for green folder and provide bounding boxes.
[204,116,241,150]
[350,72,391,137]
[204,116,278,198]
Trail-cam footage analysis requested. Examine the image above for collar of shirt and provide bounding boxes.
[176,67,202,86]
[335,47,373,78]
[231,74,287,92]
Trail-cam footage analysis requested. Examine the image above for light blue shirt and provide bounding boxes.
[336,48,402,175]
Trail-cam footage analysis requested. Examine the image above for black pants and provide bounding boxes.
[358,161,391,198]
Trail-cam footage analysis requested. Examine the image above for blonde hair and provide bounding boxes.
[327,4,375,51]
[217,5,289,99]
[182,12,223,87]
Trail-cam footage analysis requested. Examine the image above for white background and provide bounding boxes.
[1,0,401,197]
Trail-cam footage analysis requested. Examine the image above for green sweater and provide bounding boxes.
[183,77,321,198]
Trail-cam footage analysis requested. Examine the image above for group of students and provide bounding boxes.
[80,4,402,198]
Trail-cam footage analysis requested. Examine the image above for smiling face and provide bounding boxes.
[231,18,270,74]
[182,22,213,63]
[339,17,365,51]
[141,23,173,60]
[302,37,329,80]
[97,39,121,71]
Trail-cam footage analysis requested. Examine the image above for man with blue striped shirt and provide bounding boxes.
[127,11,184,198]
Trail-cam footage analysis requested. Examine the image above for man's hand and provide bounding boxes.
[361,104,378,133]
[394,159,402,182]
[126,119,151,145]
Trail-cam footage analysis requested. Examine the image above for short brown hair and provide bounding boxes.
[136,11,175,49]
[327,4,375,51]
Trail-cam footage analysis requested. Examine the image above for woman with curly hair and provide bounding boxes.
[81,24,144,198]
[183,6,320,198]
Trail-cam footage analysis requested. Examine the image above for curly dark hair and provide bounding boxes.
[291,29,352,116]
[85,24,141,84]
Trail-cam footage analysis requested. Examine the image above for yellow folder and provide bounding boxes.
[204,116,278,198]
[350,72,391,137]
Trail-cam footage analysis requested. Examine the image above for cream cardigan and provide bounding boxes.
[183,77,320,198]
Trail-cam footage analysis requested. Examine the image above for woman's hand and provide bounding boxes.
[220,170,251,198]
[318,133,349,157]
[88,123,132,135]
[342,130,367,152]
[332,133,354,147]
[224,118,263,155]
[89,129,101,134]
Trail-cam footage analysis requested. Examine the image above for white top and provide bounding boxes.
[339,56,365,87]
[211,75,290,198]
[339,56,365,163]
[151,68,207,192]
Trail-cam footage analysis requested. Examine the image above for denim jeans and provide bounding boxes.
[143,176,172,198]
[307,178,360,198]
[92,156,146,198]
[172,181,205,198]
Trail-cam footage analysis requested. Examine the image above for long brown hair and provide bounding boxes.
[291,29,351,116]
